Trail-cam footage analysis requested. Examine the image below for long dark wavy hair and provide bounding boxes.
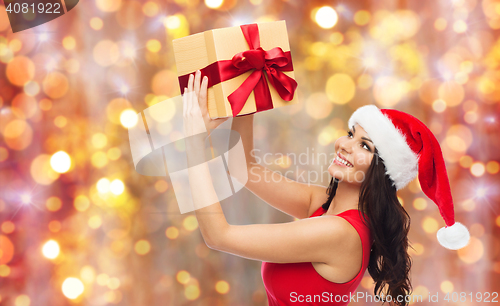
[321,150,413,306]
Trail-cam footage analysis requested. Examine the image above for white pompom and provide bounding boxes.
[436,222,470,250]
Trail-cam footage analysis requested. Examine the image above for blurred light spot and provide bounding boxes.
[6,56,35,86]
[39,33,49,42]
[92,133,108,149]
[357,74,373,90]
[438,81,464,107]
[65,58,80,74]
[93,40,120,67]
[461,199,475,211]
[464,111,477,124]
[432,99,446,113]
[80,266,96,284]
[329,32,344,45]
[413,198,427,210]
[1,221,15,234]
[107,277,121,290]
[434,18,447,31]
[326,73,355,104]
[74,195,90,212]
[88,216,103,229]
[120,109,138,128]
[459,155,473,168]
[446,125,472,153]
[440,280,454,293]
[0,147,8,162]
[422,217,438,233]
[23,81,40,97]
[90,17,104,30]
[205,0,223,9]
[412,286,429,302]
[50,151,71,173]
[306,92,333,119]
[142,1,159,16]
[54,116,67,128]
[46,197,62,211]
[20,194,31,204]
[155,180,168,193]
[110,179,125,195]
[185,285,200,300]
[116,1,144,30]
[354,10,370,26]
[14,294,30,306]
[164,15,181,29]
[470,162,485,177]
[96,0,121,12]
[409,243,424,256]
[315,6,338,29]
[486,161,499,174]
[0,265,11,277]
[96,274,109,286]
[62,36,76,50]
[147,39,161,53]
[215,280,230,294]
[155,180,169,193]
[62,277,84,299]
[31,155,60,185]
[43,72,69,99]
[0,235,14,265]
[107,147,122,160]
[42,240,60,259]
[177,270,190,284]
[476,187,487,198]
[496,216,500,227]
[183,216,198,231]
[134,240,151,255]
[374,76,408,107]
[9,39,22,52]
[39,99,52,111]
[48,220,61,232]
[250,0,262,5]
[457,237,483,263]
[119,85,129,94]
[97,178,110,193]
[453,20,467,33]
[166,226,179,239]
[91,151,108,168]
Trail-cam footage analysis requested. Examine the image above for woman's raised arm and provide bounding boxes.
[230,115,329,219]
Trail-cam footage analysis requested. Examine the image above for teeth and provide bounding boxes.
[336,154,353,167]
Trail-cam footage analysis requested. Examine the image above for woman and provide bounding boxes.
[182,70,470,306]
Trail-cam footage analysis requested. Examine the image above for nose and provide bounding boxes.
[339,137,354,154]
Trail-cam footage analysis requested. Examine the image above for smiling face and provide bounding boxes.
[328,123,376,185]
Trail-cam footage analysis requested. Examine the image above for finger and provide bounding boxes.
[199,75,208,111]
[194,70,201,99]
[183,87,188,117]
[188,73,194,93]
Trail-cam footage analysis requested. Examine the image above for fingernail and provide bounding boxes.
[203,76,208,80]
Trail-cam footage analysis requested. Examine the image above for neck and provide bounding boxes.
[325,180,360,216]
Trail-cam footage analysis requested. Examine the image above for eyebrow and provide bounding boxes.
[351,126,374,144]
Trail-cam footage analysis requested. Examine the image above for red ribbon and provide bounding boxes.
[178,23,297,117]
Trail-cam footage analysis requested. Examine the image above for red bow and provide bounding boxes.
[178,23,297,117]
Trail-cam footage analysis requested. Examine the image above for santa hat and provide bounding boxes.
[348,105,470,250]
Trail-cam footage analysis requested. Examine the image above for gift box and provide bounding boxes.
[173,20,298,119]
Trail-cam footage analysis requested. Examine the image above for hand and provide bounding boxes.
[190,70,229,133]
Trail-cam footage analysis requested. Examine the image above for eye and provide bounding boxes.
[347,131,353,138]
[361,142,371,151]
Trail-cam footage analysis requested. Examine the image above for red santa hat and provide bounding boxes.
[348,104,470,250]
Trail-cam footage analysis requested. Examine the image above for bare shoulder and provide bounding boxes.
[306,184,329,218]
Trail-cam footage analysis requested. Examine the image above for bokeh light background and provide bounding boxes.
[1,0,500,305]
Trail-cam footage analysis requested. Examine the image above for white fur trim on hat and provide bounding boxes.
[348,105,419,190]
[437,222,470,250]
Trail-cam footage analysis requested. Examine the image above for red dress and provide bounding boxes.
[261,207,373,305]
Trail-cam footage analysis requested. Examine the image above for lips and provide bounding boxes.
[334,152,354,168]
